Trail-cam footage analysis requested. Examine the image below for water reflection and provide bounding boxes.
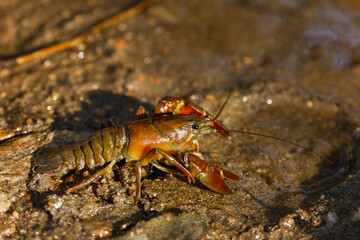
[265,138,349,193]
[303,7,360,69]
[230,104,353,195]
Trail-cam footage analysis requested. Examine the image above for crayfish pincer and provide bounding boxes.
[34,97,239,203]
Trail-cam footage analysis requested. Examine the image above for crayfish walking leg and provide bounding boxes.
[134,148,196,203]
[66,160,117,193]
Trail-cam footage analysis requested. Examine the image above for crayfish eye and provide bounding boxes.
[192,124,199,130]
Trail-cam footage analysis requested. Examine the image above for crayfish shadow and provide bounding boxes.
[53,90,154,131]
[260,144,353,230]
[112,208,183,237]
[298,146,350,194]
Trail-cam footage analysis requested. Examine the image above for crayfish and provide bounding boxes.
[35,96,239,203]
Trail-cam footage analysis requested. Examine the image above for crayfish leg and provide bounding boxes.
[151,161,184,176]
[136,106,148,120]
[140,148,195,184]
[132,148,196,204]
[134,161,142,204]
[66,159,116,193]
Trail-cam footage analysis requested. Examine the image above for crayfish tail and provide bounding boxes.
[34,150,65,173]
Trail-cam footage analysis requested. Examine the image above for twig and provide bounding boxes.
[16,0,161,63]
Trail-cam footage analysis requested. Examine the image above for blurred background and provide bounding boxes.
[0,0,359,239]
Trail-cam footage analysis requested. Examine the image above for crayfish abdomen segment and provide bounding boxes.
[35,126,126,174]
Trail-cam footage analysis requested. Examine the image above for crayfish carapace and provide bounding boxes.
[35,96,239,203]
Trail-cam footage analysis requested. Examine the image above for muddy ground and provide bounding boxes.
[0,0,360,239]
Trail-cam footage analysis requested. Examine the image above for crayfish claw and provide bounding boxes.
[186,154,238,194]
[198,165,235,194]
[154,96,232,138]
[221,168,240,181]
[213,121,232,139]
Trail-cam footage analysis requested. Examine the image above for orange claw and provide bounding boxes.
[154,96,232,138]
[184,153,238,194]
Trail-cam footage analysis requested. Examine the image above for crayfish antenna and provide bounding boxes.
[212,87,233,138]
[213,86,233,122]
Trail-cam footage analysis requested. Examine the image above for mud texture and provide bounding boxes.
[1,0,360,239]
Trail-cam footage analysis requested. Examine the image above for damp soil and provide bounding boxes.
[1,0,360,239]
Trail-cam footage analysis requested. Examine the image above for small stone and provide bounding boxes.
[205,94,215,100]
[118,23,127,31]
[0,68,10,77]
[26,118,34,125]
[350,208,360,222]
[43,59,53,67]
[53,201,63,209]
[280,216,296,230]
[234,61,243,69]
[243,57,254,65]
[312,216,322,226]
[0,193,10,213]
[147,18,157,26]
[0,222,16,237]
[12,211,19,218]
[90,222,113,239]
[306,100,314,108]
[296,209,309,221]
[125,32,133,40]
[324,211,339,229]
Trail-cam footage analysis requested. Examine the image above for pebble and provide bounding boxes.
[12,211,19,218]
[118,23,127,31]
[90,222,113,238]
[205,94,215,100]
[324,211,339,229]
[296,209,309,221]
[312,215,322,226]
[53,201,63,209]
[243,56,254,65]
[48,201,63,210]
[306,100,314,108]
[280,216,296,230]
[0,193,10,213]
[234,61,243,69]
[0,68,10,77]
[147,18,157,26]
[350,208,360,222]
[25,118,33,125]
[0,222,16,238]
